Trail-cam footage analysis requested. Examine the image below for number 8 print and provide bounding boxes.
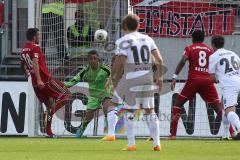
[199,51,207,67]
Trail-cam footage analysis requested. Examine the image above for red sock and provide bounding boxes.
[47,96,69,136]
[46,117,53,136]
[229,124,235,137]
[170,106,182,136]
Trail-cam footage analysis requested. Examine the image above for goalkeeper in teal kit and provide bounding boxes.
[64,50,118,141]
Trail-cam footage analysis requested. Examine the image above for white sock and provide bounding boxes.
[124,112,135,146]
[107,110,118,136]
[227,111,240,131]
[222,113,230,138]
[145,113,160,147]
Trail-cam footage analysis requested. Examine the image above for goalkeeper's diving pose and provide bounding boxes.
[64,50,118,141]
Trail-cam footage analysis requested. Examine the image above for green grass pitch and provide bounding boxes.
[0,138,239,160]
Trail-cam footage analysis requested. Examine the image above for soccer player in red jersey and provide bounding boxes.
[169,30,234,139]
[20,28,70,137]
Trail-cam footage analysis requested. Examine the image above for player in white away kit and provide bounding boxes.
[111,14,164,151]
[209,35,240,140]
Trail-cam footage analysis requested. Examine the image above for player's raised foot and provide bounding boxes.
[153,145,161,151]
[75,128,84,138]
[168,135,176,140]
[101,135,116,141]
[233,132,240,140]
[220,136,231,140]
[122,145,137,151]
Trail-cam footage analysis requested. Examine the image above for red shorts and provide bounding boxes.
[178,78,219,103]
[33,77,69,103]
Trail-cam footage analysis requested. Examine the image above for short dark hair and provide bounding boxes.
[88,50,99,57]
[122,14,139,31]
[192,30,204,43]
[211,35,225,49]
[26,28,39,41]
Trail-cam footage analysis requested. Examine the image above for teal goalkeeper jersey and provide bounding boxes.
[64,64,111,99]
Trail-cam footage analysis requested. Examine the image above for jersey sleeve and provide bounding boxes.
[31,46,41,60]
[101,64,111,77]
[182,47,190,57]
[64,66,88,87]
[149,37,158,52]
[115,39,128,56]
[208,55,218,74]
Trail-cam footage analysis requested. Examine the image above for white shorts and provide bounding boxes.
[222,87,240,109]
[111,84,156,110]
[124,96,155,110]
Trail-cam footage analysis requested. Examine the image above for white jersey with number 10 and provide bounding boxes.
[115,31,158,78]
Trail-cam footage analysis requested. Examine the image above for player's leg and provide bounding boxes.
[223,89,240,139]
[198,80,223,121]
[143,107,161,151]
[48,77,71,113]
[140,96,160,151]
[198,80,227,138]
[170,94,188,139]
[42,77,71,136]
[170,80,195,138]
[102,98,118,141]
[33,86,55,136]
[76,109,96,138]
[76,97,101,138]
[43,97,55,136]
[122,109,137,151]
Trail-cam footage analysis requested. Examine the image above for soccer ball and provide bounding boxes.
[94,29,108,42]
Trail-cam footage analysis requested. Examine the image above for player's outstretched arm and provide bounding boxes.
[152,49,164,92]
[64,66,88,88]
[64,72,81,88]
[171,55,188,91]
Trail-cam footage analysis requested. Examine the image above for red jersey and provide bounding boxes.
[20,42,50,86]
[183,42,213,79]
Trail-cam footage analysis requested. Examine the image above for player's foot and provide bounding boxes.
[168,135,176,140]
[101,135,116,141]
[233,132,240,140]
[122,145,137,151]
[220,136,231,140]
[75,128,84,138]
[46,113,53,136]
[153,145,161,151]
[146,137,153,141]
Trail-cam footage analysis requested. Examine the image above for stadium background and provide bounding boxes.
[0,0,240,138]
